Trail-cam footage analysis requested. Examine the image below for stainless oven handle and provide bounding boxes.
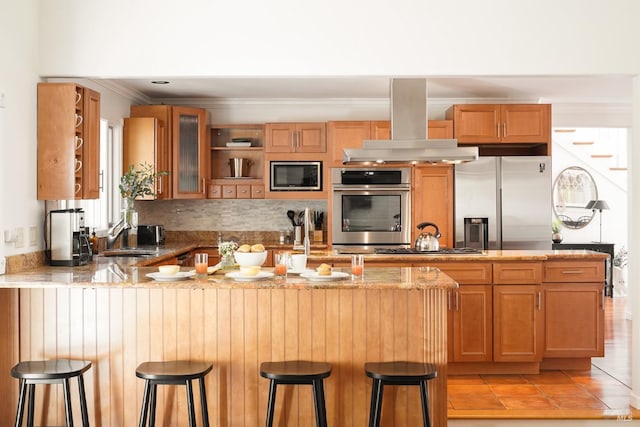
[332,185,411,192]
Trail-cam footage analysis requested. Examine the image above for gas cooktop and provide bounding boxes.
[374,247,483,255]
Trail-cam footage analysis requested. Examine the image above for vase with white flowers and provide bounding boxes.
[218,241,238,268]
[118,163,169,247]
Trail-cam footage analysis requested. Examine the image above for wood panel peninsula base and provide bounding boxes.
[1,267,453,427]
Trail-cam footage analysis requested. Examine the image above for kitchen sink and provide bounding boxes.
[100,249,159,257]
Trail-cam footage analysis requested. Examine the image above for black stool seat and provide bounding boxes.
[11,359,91,427]
[260,361,332,427]
[136,361,213,427]
[365,361,437,427]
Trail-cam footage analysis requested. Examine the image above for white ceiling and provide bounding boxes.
[106,75,633,104]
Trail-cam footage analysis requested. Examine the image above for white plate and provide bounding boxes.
[225,271,274,282]
[146,271,195,282]
[287,268,314,275]
[300,271,350,282]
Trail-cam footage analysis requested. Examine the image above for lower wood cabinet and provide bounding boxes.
[436,262,544,366]
[542,260,605,358]
[493,285,543,362]
[411,165,454,248]
[543,283,604,358]
[450,284,492,363]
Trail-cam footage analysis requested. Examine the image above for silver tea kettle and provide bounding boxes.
[414,222,441,252]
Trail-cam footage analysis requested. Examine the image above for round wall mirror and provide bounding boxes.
[552,166,598,229]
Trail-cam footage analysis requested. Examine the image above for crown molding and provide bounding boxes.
[91,80,152,105]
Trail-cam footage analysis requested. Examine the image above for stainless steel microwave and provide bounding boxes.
[270,161,322,191]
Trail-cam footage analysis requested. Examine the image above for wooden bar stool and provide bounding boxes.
[136,360,213,427]
[11,359,92,427]
[364,361,437,427]
[260,360,332,427]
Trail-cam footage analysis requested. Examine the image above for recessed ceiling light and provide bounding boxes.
[151,80,170,85]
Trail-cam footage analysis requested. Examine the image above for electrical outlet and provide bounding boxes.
[14,227,24,248]
[4,229,15,244]
[0,257,6,275]
[29,226,37,247]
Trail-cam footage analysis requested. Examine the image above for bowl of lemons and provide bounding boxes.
[234,243,267,267]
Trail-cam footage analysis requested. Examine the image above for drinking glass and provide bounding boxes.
[351,254,364,278]
[195,253,208,278]
[274,252,289,277]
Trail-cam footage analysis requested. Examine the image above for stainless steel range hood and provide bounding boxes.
[343,78,478,164]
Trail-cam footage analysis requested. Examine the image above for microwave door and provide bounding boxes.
[270,161,322,191]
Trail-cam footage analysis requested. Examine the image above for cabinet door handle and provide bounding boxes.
[503,123,507,138]
[158,175,163,195]
[537,291,542,311]
[455,290,459,311]
[496,123,501,138]
[562,270,584,274]
[202,178,206,195]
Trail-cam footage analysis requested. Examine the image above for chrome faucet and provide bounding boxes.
[303,207,311,256]
[106,217,131,249]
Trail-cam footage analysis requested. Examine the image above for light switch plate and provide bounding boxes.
[29,226,37,247]
[15,227,24,248]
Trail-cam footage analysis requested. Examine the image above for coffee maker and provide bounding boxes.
[49,208,92,266]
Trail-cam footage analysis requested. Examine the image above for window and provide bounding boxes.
[75,119,123,232]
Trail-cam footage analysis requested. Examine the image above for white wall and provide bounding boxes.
[0,0,40,259]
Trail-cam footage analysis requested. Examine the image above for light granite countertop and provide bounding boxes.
[0,245,606,289]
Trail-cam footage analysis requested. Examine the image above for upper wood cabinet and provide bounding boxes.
[411,165,454,248]
[327,121,371,166]
[265,122,326,153]
[428,120,454,139]
[208,124,265,200]
[448,104,551,144]
[123,117,171,199]
[37,83,101,200]
[130,105,208,199]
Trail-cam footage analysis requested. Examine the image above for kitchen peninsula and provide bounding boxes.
[0,248,607,426]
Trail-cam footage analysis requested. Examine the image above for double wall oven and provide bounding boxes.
[331,168,411,249]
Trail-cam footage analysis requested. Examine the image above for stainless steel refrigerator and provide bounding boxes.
[454,156,552,250]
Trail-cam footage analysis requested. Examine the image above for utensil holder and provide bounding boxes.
[293,226,302,245]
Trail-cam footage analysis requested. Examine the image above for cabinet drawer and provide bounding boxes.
[237,185,251,199]
[430,263,492,284]
[493,262,542,284]
[207,184,222,199]
[543,261,604,283]
[222,185,237,198]
[251,185,265,199]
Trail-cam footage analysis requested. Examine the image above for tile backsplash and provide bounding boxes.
[135,199,328,232]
